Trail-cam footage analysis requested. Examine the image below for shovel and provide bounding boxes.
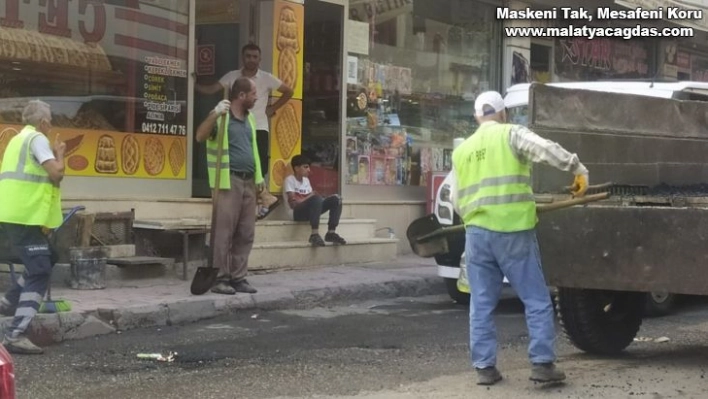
[406,191,610,258]
[191,88,229,295]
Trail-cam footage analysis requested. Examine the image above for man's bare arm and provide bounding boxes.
[268,84,294,115]
[42,159,64,185]
[195,81,225,95]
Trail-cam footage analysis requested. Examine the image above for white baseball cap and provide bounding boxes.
[474,91,505,117]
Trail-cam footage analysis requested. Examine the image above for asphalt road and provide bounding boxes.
[11,295,708,399]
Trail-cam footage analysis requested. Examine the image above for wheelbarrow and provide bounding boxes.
[406,190,610,258]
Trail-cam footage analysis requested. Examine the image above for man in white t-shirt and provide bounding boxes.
[196,43,292,218]
[283,155,347,247]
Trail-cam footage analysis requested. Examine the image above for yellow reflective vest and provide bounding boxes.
[452,122,536,232]
[0,125,62,228]
[206,112,263,190]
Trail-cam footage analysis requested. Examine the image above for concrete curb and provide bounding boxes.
[6,274,445,346]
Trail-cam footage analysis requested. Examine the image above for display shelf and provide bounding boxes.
[0,58,126,88]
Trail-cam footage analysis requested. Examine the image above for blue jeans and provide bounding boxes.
[466,226,556,369]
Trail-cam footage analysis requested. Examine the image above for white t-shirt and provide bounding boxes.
[219,69,283,132]
[283,175,313,217]
[29,134,56,165]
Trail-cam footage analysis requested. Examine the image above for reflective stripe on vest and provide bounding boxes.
[0,132,51,184]
[452,122,536,232]
[205,113,257,190]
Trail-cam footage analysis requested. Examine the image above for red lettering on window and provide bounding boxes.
[0,0,24,29]
[79,0,106,43]
[39,0,73,38]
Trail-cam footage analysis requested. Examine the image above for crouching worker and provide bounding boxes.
[0,100,66,354]
[283,155,347,247]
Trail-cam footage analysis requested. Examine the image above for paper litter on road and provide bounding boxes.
[136,351,178,362]
[633,336,670,343]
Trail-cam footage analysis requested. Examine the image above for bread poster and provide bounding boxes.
[272,0,304,100]
[268,99,302,191]
[0,124,187,180]
[268,0,304,192]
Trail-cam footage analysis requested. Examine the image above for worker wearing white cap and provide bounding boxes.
[449,90,589,386]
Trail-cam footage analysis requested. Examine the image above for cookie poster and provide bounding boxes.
[272,0,304,100]
[0,125,188,180]
[268,99,302,192]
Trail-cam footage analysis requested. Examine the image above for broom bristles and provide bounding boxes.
[38,299,72,313]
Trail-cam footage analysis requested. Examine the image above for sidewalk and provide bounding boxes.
[0,256,446,346]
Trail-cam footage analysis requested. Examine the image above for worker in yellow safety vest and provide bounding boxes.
[0,100,66,355]
[450,91,589,386]
[196,77,263,296]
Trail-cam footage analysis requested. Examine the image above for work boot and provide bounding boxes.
[0,298,16,317]
[2,334,44,355]
[530,363,566,383]
[309,233,326,247]
[211,281,236,295]
[324,232,347,245]
[231,279,257,294]
[476,367,502,386]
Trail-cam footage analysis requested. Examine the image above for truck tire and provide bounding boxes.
[556,287,643,355]
[444,278,470,305]
[643,292,676,317]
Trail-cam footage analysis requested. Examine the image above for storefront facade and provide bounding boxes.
[0,0,504,247]
[0,0,192,199]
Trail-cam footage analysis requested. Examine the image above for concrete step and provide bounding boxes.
[134,218,379,243]
[255,219,376,242]
[108,256,174,267]
[248,238,399,271]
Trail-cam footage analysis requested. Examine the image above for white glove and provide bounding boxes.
[213,100,230,116]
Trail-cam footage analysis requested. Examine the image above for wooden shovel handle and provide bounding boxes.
[563,181,614,193]
[207,86,230,269]
[415,192,609,243]
[537,192,610,213]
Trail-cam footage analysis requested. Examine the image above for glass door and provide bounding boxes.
[300,0,345,197]
[191,0,243,197]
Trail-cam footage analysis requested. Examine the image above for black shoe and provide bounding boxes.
[309,234,326,247]
[0,299,16,317]
[476,367,503,385]
[324,232,347,245]
[211,281,236,295]
[231,279,257,294]
[530,363,566,383]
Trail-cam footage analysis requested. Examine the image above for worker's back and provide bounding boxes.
[452,122,536,232]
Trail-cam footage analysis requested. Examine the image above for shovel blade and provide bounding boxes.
[406,214,450,258]
[190,266,219,295]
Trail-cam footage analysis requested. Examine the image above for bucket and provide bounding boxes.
[68,246,107,290]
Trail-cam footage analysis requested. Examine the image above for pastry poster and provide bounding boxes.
[272,0,304,100]
[0,1,190,180]
[0,125,187,180]
[268,99,302,192]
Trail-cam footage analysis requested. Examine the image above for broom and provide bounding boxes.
[38,284,71,314]
[36,206,85,313]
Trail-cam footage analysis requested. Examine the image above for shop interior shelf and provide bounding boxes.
[0,58,126,88]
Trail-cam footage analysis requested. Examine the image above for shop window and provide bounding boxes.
[0,1,190,180]
[345,0,499,187]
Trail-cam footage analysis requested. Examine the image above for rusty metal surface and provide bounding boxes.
[536,206,708,296]
[524,84,708,294]
[528,84,708,194]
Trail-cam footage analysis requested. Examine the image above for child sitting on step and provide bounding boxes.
[283,155,347,247]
